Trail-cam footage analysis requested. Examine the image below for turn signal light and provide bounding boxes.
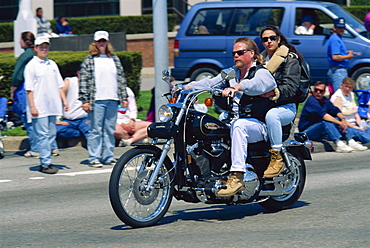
[169,96,177,103]
[204,98,213,107]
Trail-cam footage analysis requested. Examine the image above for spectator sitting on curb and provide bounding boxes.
[114,87,152,146]
[330,77,370,147]
[56,70,88,142]
[298,81,366,152]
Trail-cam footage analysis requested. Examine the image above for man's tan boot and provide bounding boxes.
[264,149,284,178]
[217,172,245,197]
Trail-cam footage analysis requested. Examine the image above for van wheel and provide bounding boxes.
[190,68,219,81]
[352,67,370,90]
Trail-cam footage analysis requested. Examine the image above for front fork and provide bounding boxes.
[144,139,174,191]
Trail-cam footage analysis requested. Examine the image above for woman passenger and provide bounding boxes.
[259,26,302,178]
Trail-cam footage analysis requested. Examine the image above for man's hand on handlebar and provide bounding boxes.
[222,85,242,97]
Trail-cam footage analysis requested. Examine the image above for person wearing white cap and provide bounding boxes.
[24,36,69,174]
[79,30,128,168]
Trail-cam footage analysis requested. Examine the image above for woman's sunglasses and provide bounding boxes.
[231,49,250,56]
[261,35,279,43]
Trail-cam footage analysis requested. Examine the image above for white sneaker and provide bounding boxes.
[335,140,354,153]
[24,151,40,158]
[120,139,132,147]
[348,139,368,151]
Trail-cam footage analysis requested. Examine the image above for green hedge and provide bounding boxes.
[0,14,177,42]
[343,6,370,21]
[0,51,142,98]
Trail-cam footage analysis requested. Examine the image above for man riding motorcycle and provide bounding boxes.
[185,37,277,197]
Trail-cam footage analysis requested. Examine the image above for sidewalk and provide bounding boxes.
[1,133,332,153]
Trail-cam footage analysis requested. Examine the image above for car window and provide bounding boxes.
[229,8,284,36]
[295,8,354,38]
[186,8,234,35]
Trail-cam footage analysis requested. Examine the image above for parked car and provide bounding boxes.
[172,1,370,89]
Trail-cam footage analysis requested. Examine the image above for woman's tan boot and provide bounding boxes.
[264,149,284,178]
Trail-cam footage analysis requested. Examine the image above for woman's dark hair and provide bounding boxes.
[260,25,303,62]
[21,31,35,48]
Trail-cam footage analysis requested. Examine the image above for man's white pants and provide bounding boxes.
[230,118,267,172]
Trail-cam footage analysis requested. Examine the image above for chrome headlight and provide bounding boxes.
[158,105,173,122]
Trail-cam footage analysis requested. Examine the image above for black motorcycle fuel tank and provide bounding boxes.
[188,112,229,140]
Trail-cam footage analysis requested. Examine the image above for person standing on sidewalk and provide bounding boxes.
[79,31,128,168]
[327,17,354,92]
[24,36,69,174]
[10,31,39,158]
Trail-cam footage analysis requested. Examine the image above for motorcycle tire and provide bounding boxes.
[0,140,4,159]
[109,147,174,228]
[259,151,306,211]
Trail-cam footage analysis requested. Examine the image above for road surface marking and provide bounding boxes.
[0,179,12,183]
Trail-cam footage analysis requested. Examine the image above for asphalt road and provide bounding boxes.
[1,147,370,247]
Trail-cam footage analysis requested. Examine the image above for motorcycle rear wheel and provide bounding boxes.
[109,147,174,228]
[259,151,306,211]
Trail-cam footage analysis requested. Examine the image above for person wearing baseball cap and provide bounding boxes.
[79,30,128,168]
[93,30,109,41]
[24,32,69,174]
[295,15,316,35]
[327,17,355,93]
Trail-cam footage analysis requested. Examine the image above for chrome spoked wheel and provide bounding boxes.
[271,153,301,202]
[259,152,306,211]
[109,147,174,228]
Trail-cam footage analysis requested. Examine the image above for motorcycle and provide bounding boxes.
[0,122,5,159]
[109,69,313,228]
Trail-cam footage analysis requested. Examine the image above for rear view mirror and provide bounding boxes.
[221,68,236,80]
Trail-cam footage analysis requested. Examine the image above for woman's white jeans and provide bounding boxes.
[265,103,296,151]
[230,118,267,172]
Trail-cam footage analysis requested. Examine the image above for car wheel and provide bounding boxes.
[352,67,370,90]
[190,68,219,82]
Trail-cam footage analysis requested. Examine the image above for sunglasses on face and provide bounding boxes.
[96,39,107,43]
[261,35,279,43]
[313,88,325,93]
[231,49,249,56]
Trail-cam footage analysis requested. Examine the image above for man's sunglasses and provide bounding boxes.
[313,88,325,93]
[231,49,249,56]
[261,35,279,43]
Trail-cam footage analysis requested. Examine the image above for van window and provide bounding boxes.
[186,8,234,35]
[229,8,284,35]
[295,8,354,38]
[186,7,284,36]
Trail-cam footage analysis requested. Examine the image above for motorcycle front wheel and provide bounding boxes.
[109,147,174,228]
[259,151,306,211]
[0,139,4,159]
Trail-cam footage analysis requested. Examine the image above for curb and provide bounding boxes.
[1,136,86,151]
[2,135,329,153]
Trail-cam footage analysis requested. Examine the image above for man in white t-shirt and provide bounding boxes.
[295,15,316,35]
[24,36,69,174]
